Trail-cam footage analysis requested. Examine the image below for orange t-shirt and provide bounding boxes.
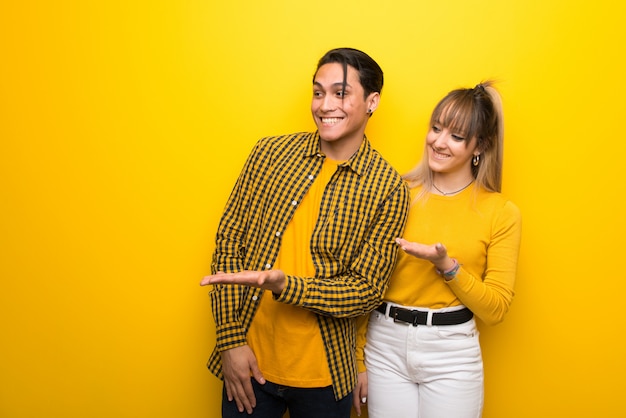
[246,158,341,387]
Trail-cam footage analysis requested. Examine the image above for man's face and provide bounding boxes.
[311,63,376,151]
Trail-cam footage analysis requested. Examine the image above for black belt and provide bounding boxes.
[376,302,473,326]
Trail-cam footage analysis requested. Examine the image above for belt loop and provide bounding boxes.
[426,310,434,327]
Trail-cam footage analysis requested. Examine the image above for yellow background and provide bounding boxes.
[1,1,625,417]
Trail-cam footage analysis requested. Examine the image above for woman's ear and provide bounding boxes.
[474,137,487,153]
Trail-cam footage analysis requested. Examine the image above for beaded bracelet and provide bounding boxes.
[436,258,460,279]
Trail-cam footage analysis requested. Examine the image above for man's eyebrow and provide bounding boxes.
[313,81,352,88]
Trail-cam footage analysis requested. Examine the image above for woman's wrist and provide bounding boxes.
[435,257,455,273]
[436,258,460,280]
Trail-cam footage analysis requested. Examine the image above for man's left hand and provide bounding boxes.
[200,270,286,295]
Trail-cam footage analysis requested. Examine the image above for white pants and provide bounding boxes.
[364,304,484,418]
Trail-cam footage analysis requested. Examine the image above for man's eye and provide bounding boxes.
[336,90,345,98]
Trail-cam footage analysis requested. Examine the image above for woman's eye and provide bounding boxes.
[432,126,441,133]
[452,134,465,141]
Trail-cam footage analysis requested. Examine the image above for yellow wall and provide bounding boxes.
[1,1,625,417]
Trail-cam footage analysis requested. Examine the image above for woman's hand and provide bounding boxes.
[395,238,455,272]
[352,371,368,416]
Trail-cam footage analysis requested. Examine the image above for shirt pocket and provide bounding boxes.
[316,202,367,257]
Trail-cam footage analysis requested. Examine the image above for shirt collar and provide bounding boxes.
[305,131,373,177]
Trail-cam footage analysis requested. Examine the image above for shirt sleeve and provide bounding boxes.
[276,182,410,318]
[208,140,262,351]
[446,200,522,326]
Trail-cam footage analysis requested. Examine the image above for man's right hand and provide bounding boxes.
[221,345,266,414]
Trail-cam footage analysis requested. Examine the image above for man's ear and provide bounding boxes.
[366,92,380,114]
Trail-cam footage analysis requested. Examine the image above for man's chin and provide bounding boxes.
[317,128,342,142]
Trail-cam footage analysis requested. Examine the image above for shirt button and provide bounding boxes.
[291,200,297,206]
[275,231,281,237]
[308,174,314,180]
[252,295,258,301]
[265,264,272,269]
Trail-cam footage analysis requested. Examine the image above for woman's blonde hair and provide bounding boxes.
[404,81,504,199]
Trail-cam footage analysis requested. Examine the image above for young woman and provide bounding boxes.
[353,82,522,418]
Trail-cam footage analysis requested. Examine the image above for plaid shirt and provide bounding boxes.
[207,131,409,400]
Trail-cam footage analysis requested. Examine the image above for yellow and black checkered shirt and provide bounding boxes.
[207,131,409,400]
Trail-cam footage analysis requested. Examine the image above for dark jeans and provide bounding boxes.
[222,378,352,418]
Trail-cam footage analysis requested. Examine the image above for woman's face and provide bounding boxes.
[426,121,478,175]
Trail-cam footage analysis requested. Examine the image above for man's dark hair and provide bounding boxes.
[314,48,384,99]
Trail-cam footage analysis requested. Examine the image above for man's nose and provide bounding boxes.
[320,95,337,112]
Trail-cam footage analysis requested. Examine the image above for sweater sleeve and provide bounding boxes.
[355,314,370,372]
[446,200,522,326]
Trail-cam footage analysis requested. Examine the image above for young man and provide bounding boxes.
[201,48,409,418]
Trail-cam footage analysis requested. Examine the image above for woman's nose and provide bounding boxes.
[432,132,447,148]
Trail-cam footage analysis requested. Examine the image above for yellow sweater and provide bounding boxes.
[357,183,521,371]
